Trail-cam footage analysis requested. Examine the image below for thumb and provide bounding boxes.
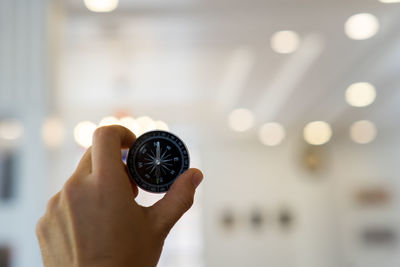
[150,168,203,234]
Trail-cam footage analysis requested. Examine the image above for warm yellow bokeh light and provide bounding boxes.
[303,121,332,145]
[379,0,400,3]
[97,116,166,137]
[155,120,169,131]
[136,116,156,136]
[74,121,97,148]
[83,0,119,12]
[270,31,300,54]
[0,119,24,141]
[41,116,65,148]
[258,122,285,146]
[119,116,140,135]
[228,108,255,132]
[99,116,120,127]
[345,82,376,107]
[345,13,379,40]
[350,120,377,144]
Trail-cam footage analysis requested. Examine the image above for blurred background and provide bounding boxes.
[1,0,400,266]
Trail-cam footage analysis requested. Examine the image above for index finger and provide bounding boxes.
[91,125,136,176]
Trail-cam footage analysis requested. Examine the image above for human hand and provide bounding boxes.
[36,125,203,267]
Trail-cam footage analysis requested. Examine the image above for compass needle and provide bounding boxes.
[149,167,156,174]
[156,141,161,159]
[155,166,161,184]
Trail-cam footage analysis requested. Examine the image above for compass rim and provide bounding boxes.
[126,130,190,193]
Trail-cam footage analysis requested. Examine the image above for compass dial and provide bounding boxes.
[126,130,190,193]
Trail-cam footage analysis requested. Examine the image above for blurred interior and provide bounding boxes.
[1,0,400,266]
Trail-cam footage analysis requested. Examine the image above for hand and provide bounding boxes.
[36,125,203,267]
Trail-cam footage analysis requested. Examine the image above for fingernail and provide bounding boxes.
[191,171,203,188]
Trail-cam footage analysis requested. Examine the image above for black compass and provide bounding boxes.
[126,130,190,193]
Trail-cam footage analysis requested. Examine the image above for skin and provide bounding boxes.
[35,125,203,267]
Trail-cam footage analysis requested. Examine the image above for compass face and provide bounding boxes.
[126,130,190,193]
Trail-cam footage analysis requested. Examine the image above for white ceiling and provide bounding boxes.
[60,0,400,136]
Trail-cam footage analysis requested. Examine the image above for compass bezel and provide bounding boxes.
[126,130,190,193]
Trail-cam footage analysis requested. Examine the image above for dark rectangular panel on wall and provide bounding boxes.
[0,152,15,201]
[0,246,10,267]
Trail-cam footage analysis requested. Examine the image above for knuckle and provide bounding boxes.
[46,194,59,211]
[35,216,47,238]
[61,178,79,201]
[177,195,194,211]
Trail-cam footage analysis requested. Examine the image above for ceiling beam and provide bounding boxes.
[216,47,255,112]
[252,34,324,123]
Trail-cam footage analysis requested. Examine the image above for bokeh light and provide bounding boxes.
[136,116,157,136]
[270,31,300,54]
[228,108,255,132]
[73,121,97,148]
[119,116,140,135]
[379,0,400,3]
[303,121,332,145]
[41,116,65,148]
[155,120,169,131]
[83,0,119,12]
[345,13,379,40]
[350,120,377,144]
[345,82,376,107]
[0,119,24,141]
[98,116,120,127]
[258,122,286,146]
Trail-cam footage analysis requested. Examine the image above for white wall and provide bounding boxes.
[329,132,400,267]
[201,129,400,267]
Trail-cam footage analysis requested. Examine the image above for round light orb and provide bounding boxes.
[345,82,376,107]
[379,0,400,3]
[41,116,65,148]
[74,121,97,148]
[350,120,377,144]
[303,121,332,145]
[154,120,169,131]
[0,119,24,140]
[119,116,140,135]
[228,108,255,132]
[270,31,300,54]
[345,13,379,40]
[258,122,285,146]
[84,0,119,12]
[136,116,156,136]
[99,116,120,127]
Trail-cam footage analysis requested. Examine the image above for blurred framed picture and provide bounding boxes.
[355,187,391,206]
[0,151,15,201]
[361,227,397,247]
